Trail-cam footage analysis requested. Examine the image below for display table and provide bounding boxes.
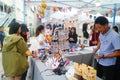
[28,46,99,80]
[30,58,101,80]
[65,49,94,65]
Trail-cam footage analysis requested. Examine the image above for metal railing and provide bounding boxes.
[3,13,15,27]
[0,13,12,27]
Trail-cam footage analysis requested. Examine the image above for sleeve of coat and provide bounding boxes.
[16,38,28,55]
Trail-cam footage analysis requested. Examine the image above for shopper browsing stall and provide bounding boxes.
[82,23,89,39]
[36,25,46,49]
[89,25,100,46]
[20,24,29,80]
[2,22,32,80]
[94,16,120,80]
[68,27,78,49]
[20,24,29,42]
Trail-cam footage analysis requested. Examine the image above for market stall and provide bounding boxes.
[29,56,101,80]
[27,28,99,80]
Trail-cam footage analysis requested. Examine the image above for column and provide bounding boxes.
[113,4,117,26]
[3,2,5,12]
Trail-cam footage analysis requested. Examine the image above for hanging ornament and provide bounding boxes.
[51,7,55,12]
[55,7,59,12]
[39,7,45,17]
[39,7,45,14]
[41,1,47,9]
[37,0,47,17]
[86,12,89,17]
[40,13,44,17]
[109,10,113,14]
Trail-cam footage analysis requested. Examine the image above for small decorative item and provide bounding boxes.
[71,46,75,52]
[41,0,47,9]
[79,44,85,50]
[38,0,47,16]
[73,63,96,80]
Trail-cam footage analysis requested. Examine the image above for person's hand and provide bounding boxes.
[40,41,44,45]
[92,41,98,45]
[69,38,74,41]
[64,38,67,42]
[32,54,38,58]
[94,55,103,59]
[79,44,85,49]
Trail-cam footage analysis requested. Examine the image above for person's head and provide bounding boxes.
[9,22,21,35]
[0,26,4,32]
[70,27,76,34]
[20,24,29,35]
[35,25,44,37]
[59,24,61,27]
[20,24,29,42]
[113,26,118,33]
[95,16,109,34]
[82,23,88,32]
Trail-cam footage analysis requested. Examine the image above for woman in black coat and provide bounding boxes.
[82,23,89,39]
[68,27,78,49]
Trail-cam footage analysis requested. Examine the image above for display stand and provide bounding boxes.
[51,28,69,53]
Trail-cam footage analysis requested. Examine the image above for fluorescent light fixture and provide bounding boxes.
[95,2,101,7]
[95,0,101,7]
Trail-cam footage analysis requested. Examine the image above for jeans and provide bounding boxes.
[69,43,77,49]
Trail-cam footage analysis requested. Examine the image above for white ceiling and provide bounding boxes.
[26,0,120,14]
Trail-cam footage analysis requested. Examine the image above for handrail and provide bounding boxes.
[3,13,15,27]
[0,13,12,26]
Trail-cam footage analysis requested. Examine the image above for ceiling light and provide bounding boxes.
[95,0,101,7]
[95,3,101,7]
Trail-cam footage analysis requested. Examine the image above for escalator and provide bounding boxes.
[0,13,9,27]
[0,12,15,27]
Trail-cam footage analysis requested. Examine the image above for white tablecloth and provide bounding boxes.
[30,58,101,80]
[28,46,99,80]
[65,49,94,65]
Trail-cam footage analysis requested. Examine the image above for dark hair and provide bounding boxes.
[82,23,89,39]
[35,25,44,37]
[9,22,21,34]
[70,27,76,34]
[113,26,118,33]
[82,23,88,32]
[20,24,29,42]
[95,16,109,25]
[59,24,61,27]
[21,24,29,32]
[90,26,93,30]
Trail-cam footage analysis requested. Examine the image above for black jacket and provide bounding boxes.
[68,33,78,43]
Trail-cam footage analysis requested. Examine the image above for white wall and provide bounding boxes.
[0,0,13,6]
[14,0,24,23]
[26,4,37,28]
[0,0,24,23]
